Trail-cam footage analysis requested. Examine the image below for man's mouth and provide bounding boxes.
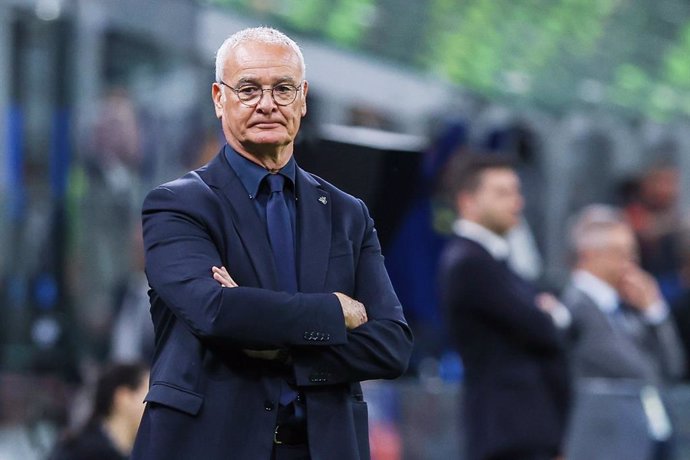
[252,122,282,128]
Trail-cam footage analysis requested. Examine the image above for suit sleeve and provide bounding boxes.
[442,249,563,353]
[292,200,414,386]
[143,185,348,350]
[651,316,686,381]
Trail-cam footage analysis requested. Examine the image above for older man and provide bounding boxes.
[561,204,685,384]
[132,27,412,460]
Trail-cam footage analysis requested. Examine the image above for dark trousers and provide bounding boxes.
[271,400,310,460]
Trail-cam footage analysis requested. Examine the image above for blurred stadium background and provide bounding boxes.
[3,0,690,458]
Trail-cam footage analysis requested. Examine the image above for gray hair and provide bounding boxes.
[569,204,628,253]
[214,27,306,83]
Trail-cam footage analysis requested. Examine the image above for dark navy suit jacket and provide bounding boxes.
[439,236,570,460]
[131,150,413,460]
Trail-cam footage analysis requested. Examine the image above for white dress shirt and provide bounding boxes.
[452,219,510,260]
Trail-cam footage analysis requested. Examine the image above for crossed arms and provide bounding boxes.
[143,184,413,385]
[213,265,368,330]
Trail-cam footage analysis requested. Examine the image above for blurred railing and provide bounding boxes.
[364,378,690,460]
[1,372,690,459]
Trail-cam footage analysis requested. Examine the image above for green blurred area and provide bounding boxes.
[206,0,690,121]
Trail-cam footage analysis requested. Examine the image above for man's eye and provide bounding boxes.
[274,84,294,94]
[238,86,260,96]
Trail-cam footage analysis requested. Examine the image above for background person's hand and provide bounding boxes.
[618,264,661,311]
[535,292,562,314]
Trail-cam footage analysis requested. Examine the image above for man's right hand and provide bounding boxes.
[618,264,662,311]
[334,292,368,330]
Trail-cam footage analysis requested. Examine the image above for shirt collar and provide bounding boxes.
[453,219,510,260]
[223,144,296,199]
[572,269,619,314]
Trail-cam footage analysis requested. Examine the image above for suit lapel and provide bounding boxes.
[296,167,331,293]
[198,152,278,289]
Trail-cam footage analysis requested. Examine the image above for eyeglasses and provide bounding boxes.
[218,80,303,107]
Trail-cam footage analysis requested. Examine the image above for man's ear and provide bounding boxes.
[300,80,308,117]
[456,191,473,217]
[212,83,223,119]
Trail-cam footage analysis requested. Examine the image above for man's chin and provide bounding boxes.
[243,138,292,156]
[492,222,517,237]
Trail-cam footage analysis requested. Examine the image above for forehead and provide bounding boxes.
[224,42,302,81]
[608,224,635,244]
[478,168,519,188]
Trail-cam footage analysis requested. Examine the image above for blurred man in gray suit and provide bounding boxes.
[561,204,685,384]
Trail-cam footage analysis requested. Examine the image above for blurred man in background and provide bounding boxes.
[439,154,570,460]
[562,205,685,384]
[109,223,154,364]
[48,363,148,460]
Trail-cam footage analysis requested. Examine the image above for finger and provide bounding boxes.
[223,273,238,286]
[213,266,235,281]
[217,267,237,285]
[214,272,237,287]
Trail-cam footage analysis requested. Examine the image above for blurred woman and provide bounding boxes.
[48,363,148,460]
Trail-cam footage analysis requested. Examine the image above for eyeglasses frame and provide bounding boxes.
[218,80,304,107]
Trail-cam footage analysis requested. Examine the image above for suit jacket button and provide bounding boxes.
[264,400,275,411]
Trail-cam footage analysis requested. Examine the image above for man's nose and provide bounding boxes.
[256,89,277,111]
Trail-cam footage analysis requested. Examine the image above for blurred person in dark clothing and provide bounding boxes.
[110,224,154,364]
[561,205,685,384]
[78,88,145,356]
[439,154,571,460]
[48,363,149,460]
[622,161,685,300]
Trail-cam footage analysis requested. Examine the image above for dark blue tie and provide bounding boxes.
[265,174,301,410]
[265,174,297,294]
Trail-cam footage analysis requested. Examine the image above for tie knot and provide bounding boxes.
[266,173,285,193]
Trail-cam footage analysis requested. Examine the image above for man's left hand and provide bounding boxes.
[212,265,238,288]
